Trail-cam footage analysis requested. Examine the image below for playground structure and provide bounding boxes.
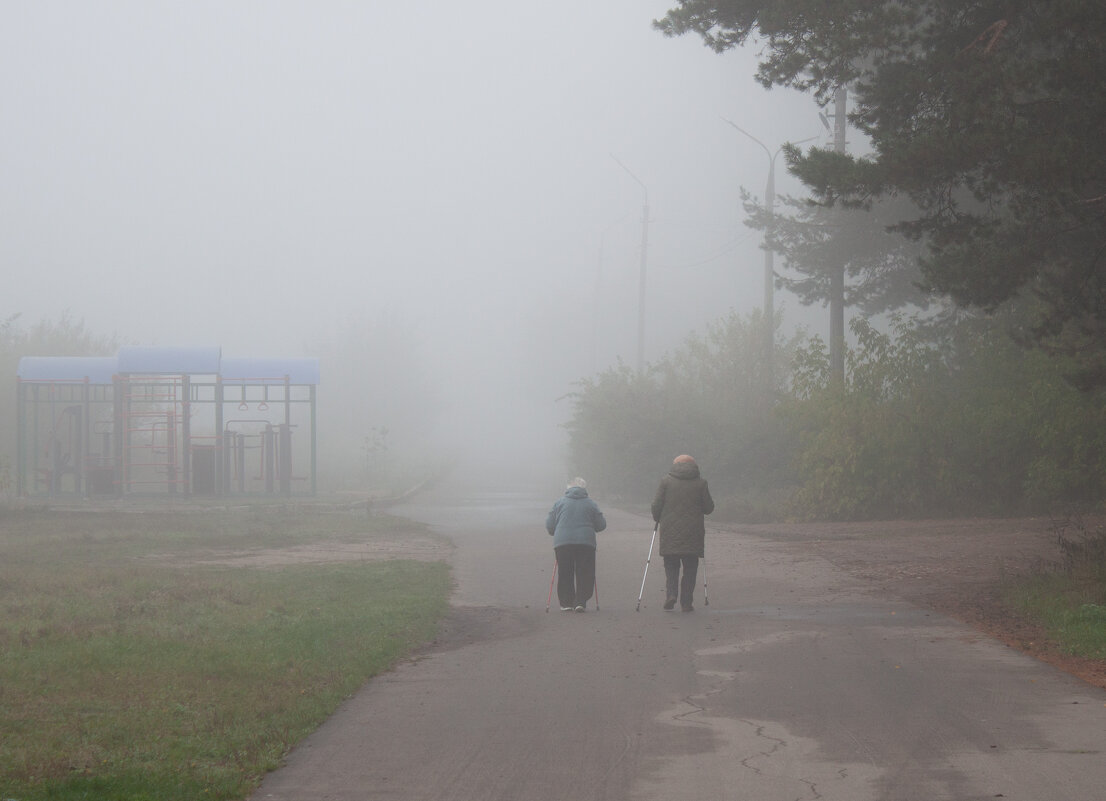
[15,346,319,499]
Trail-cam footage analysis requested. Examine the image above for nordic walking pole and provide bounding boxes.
[546,558,558,613]
[636,523,658,612]
[702,558,709,607]
[594,573,600,612]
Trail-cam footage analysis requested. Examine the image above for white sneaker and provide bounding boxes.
[574,605,586,613]
[560,606,573,612]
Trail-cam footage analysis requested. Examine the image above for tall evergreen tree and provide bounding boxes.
[743,188,930,319]
[657,1,1106,386]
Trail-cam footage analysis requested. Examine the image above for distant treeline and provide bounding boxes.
[565,310,1106,522]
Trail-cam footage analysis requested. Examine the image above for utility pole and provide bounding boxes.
[611,155,650,373]
[829,86,848,385]
[592,231,605,375]
[724,120,818,392]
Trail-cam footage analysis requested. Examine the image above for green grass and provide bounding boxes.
[1004,520,1106,660]
[1005,574,1106,660]
[0,507,452,801]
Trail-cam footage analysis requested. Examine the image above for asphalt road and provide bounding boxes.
[250,478,1106,800]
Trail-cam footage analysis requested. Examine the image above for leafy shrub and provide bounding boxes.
[566,307,1106,521]
[785,316,1106,519]
[565,311,799,512]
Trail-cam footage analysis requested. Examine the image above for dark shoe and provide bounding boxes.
[663,598,676,611]
[681,606,694,613]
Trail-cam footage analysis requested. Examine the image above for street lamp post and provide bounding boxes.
[610,154,650,373]
[590,220,622,375]
[829,86,848,386]
[723,120,817,390]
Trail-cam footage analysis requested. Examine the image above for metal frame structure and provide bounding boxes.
[15,357,117,498]
[15,347,319,499]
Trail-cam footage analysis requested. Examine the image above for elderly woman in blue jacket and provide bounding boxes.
[546,477,607,612]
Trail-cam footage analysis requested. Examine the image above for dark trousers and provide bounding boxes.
[555,544,595,608]
[664,555,699,610]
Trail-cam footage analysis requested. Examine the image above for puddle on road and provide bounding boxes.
[695,628,824,657]
[703,602,935,626]
[629,627,884,800]
[634,703,880,801]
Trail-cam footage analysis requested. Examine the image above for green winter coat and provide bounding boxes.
[651,461,714,557]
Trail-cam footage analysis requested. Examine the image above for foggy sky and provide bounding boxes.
[3,1,830,473]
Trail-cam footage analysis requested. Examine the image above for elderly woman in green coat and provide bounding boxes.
[651,455,714,612]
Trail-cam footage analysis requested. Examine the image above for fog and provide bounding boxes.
[3,2,831,484]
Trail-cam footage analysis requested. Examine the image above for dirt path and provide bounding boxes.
[725,516,1106,691]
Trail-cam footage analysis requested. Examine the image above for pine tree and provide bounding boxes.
[657,1,1106,386]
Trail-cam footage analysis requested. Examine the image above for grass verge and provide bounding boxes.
[0,506,452,801]
[1003,518,1106,660]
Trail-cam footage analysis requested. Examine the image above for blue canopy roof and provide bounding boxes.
[117,346,222,375]
[16,348,319,385]
[17,356,119,384]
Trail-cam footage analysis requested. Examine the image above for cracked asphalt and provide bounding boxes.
[250,477,1106,800]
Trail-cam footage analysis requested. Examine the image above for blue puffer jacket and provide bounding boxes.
[546,486,607,549]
